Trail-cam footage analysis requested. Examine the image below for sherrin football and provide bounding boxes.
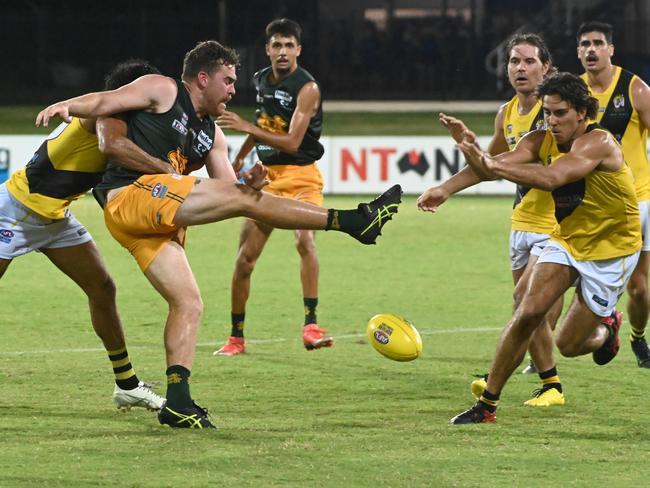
[366,313,422,361]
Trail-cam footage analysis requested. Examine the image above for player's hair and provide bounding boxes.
[103,59,160,90]
[536,72,599,119]
[265,18,302,44]
[182,40,240,81]
[577,21,614,44]
[506,33,553,67]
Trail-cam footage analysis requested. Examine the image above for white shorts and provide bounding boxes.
[0,183,92,260]
[537,241,640,317]
[509,230,551,271]
[640,199,650,252]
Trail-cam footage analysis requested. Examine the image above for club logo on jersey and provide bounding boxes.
[0,229,14,244]
[151,182,168,199]
[535,119,546,130]
[181,112,188,124]
[613,94,625,109]
[397,150,430,176]
[257,113,288,134]
[506,124,513,134]
[172,119,188,135]
[167,148,188,174]
[274,89,293,108]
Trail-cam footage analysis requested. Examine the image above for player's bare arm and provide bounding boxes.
[631,76,650,130]
[35,75,177,127]
[484,130,619,190]
[217,81,320,154]
[204,125,268,190]
[96,117,173,174]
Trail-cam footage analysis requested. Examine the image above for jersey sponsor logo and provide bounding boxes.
[0,229,14,244]
[181,112,188,124]
[613,94,625,109]
[172,119,188,135]
[197,130,213,149]
[506,136,517,146]
[274,89,293,108]
[506,124,513,134]
[151,182,168,199]
[592,294,608,307]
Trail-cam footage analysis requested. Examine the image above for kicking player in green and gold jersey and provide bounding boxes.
[451,72,641,424]
[417,34,565,407]
[1,60,167,413]
[577,21,650,368]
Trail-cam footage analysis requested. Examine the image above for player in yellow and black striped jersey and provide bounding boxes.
[417,34,565,407]
[451,72,641,424]
[577,21,650,368]
[0,60,166,412]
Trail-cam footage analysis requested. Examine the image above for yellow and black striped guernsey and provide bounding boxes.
[6,118,105,219]
[539,124,641,261]
[581,66,650,202]
[502,96,556,234]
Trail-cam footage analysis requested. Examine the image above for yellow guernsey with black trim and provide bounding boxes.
[6,118,105,219]
[503,96,556,233]
[538,126,641,260]
[581,66,650,201]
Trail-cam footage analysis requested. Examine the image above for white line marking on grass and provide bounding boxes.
[0,326,503,356]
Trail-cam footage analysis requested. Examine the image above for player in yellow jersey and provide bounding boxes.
[417,34,565,407]
[1,60,168,412]
[577,21,650,368]
[450,72,641,424]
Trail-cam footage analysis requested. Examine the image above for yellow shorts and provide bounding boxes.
[104,174,196,271]
[264,163,324,206]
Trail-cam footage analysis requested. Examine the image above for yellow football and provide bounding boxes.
[366,313,422,361]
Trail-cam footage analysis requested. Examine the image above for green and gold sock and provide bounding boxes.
[165,365,192,409]
[231,312,245,338]
[108,347,139,390]
[304,297,318,325]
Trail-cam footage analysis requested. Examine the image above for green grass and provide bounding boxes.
[0,106,495,136]
[2,195,649,486]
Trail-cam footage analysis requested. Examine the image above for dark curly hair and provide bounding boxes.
[536,72,599,119]
[103,58,160,90]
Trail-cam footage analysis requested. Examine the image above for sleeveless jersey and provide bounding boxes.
[6,118,105,219]
[253,66,324,166]
[503,96,556,233]
[581,66,650,201]
[97,79,215,189]
[539,125,641,260]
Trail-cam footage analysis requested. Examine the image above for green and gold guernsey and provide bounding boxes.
[6,117,105,219]
[253,66,324,166]
[539,123,641,261]
[97,79,215,190]
[581,66,650,202]
[502,96,556,234]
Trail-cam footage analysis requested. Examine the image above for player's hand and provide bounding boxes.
[458,136,494,179]
[241,161,269,190]
[439,112,476,143]
[416,186,450,213]
[36,102,72,127]
[217,110,251,133]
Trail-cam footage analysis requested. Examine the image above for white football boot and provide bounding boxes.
[113,381,166,411]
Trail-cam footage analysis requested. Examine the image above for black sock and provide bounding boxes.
[165,365,192,409]
[325,208,365,232]
[479,388,500,413]
[108,347,140,390]
[231,312,245,338]
[304,297,318,325]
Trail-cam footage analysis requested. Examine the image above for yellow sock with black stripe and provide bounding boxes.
[108,347,140,390]
[539,366,562,393]
[479,389,499,413]
[630,326,645,341]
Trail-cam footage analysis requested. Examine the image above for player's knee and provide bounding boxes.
[555,336,581,357]
[295,233,316,257]
[627,273,648,302]
[86,274,117,305]
[516,303,546,331]
[235,251,257,278]
[177,293,203,322]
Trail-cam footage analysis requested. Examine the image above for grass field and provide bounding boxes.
[0,106,496,136]
[2,195,650,487]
